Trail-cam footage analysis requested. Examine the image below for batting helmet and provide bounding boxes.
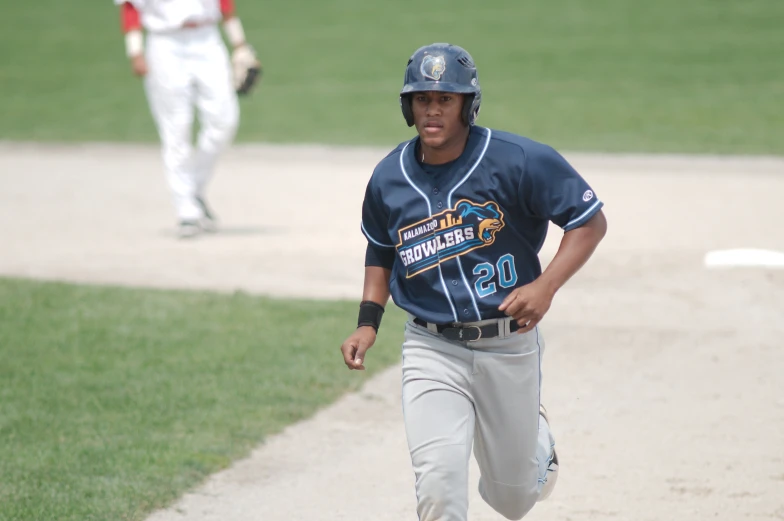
[399,43,482,127]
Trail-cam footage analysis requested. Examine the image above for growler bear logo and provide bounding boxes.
[396,199,505,278]
[421,55,446,81]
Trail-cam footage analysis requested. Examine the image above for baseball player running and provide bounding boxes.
[340,43,608,520]
[116,0,261,238]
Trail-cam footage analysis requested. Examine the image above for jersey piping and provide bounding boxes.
[361,221,395,248]
[399,142,459,323]
[565,199,603,229]
[446,128,492,321]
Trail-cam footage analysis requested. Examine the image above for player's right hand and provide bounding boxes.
[340,326,377,371]
[130,55,148,77]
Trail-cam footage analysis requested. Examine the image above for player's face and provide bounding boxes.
[411,91,467,148]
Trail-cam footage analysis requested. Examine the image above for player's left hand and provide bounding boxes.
[498,279,555,334]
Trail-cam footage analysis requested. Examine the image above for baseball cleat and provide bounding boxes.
[195,196,218,233]
[177,220,201,239]
[538,404,559,501]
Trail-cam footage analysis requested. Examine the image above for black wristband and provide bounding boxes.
[357,300,385,332]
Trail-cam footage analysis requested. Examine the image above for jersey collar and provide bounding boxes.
[401,126,491,198]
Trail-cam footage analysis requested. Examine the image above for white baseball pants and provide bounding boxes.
[402,319,555,521]
[143,25,239,221]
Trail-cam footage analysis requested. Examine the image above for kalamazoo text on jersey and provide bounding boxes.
[396,199,506,278]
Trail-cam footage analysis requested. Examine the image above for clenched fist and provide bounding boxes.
[498,279,556,333]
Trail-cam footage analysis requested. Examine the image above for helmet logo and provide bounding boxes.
[421,55,446,81]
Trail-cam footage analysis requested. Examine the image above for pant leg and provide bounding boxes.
[192,32,239,195]
[471,326,554,520]
[143,33,201,221]
[402,323,476,521]
[536,409,557,501]
[533,328,558,502]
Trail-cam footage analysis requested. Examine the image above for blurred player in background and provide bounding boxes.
[116,0,262,238]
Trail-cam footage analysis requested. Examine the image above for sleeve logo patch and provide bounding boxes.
[582,190,594,202]
[396,199,505,278]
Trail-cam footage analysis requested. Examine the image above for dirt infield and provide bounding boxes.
[1,143,783,521]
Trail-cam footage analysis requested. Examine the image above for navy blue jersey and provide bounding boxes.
[361,125,603,325]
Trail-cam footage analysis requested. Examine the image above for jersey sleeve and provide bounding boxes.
[119,1,142,32]
[519,143,604,231]
[360,176,395,249]
[220,0,236,17]
[365,243,396,269]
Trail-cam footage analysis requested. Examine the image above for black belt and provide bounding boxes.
[413,317,519,342]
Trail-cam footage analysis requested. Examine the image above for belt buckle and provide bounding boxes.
[460,325,482,342]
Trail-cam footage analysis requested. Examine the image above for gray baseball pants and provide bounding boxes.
[401,318,555,521]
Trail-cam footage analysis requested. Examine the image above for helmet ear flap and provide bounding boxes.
[461,94,473,125]
[471,92,482,125]
[400,94,415,127]
[462,93,481,125]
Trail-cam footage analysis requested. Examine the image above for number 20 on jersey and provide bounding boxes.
[472,253,518,297]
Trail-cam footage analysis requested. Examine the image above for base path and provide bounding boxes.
[1,143,783,521]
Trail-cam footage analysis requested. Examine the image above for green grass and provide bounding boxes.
[0,0,783,154]
[0,278,406,521]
